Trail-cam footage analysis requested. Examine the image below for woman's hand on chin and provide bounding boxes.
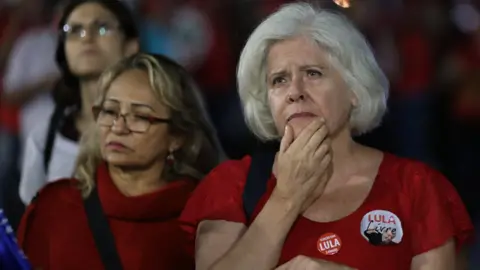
[273,119,332,213]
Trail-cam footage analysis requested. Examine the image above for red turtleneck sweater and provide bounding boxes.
[17,163,195,270]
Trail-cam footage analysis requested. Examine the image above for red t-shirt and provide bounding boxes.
[179,153,473,269]
[17,163,196,270]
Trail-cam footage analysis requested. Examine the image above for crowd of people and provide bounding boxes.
[0,0,478,269]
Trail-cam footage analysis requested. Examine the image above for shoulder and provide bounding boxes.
[29,178,82,207]
[17,179,83,245]
[179,157,252,232]
[381,153,451,194]
[382,153,474,253]
[382,153,463,216]
[192,156,252,206]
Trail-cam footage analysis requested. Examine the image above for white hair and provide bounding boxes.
[237,2,389,141]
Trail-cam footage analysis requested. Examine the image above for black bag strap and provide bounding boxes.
[242,142,278,221]
[84,187,123,270]
[43,105,64,172]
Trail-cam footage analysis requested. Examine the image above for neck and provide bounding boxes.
[329,127,359,172]
[108,162,167,197]
[78,79,98,121]
[325,126,377,190]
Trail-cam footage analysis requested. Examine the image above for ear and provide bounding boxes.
[123,39,140,57]
[350,91,359,108]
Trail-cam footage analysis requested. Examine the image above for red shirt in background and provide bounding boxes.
[395,30,433,96]
[0,9,20,133]
[17,163,195,270]
[451,40,480,121]
[180,153,473,269]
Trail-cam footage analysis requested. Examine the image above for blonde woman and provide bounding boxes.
[17,53,223,270]
[180,3,473,270]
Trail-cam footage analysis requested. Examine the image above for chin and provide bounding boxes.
[103,153,137,167]
[289,118,317,139]
[105,159,135,167]
[70,64,105,77]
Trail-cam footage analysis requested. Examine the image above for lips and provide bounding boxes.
[287,112,317,122]
[106,141,128,149]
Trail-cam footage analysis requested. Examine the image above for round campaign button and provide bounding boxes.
[317,232,342,255]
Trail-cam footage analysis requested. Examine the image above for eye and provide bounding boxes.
[67,24,83,35]
[97,23,111,36]
[272,76,287,86]
[306,69,322,77]
[96,21,116,34]
[101,108,117,115]
[134,115,152,121]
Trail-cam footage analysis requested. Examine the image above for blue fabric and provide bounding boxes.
[139,19,172,56]
[0,210,31,270]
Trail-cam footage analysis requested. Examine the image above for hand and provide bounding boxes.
[275,255,356,270]
[272,118,332,213]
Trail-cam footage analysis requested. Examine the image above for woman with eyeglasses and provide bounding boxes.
[19,0,140,205]
[17,53,223,269]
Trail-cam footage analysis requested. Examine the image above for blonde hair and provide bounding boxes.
[237,3,389,140]
[75,53,224,197]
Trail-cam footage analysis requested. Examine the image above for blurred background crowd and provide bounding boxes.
[0,0,479,263]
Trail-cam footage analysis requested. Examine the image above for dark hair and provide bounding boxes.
[44,0,139,171]
[53,0,139,108]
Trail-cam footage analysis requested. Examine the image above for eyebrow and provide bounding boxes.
[268,65,327,78]
[299,65,326,71]
[66,18,115,26]
[104,99,156,112]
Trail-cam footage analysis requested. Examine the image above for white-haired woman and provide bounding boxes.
[180,3,473,270]
[17,53,223,270]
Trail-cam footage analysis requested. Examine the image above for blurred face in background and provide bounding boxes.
[63,2,138,78]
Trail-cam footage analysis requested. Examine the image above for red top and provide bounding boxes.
[17,163,196,270]
[179,153,474,269]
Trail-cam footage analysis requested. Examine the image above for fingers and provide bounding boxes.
[274,260,292,270]
[315,151,332,177]
[280,124,294,153]
[289,118,324,151]
[304,125,329,155]
[313,138,331,160]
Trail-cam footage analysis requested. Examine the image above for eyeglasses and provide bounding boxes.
[92,106,171,133]
[62,21,119,40]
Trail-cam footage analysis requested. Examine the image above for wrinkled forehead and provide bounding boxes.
[265,36,333,72]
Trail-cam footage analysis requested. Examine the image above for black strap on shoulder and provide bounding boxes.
[43,105,64,172]
[83,187,123,270]
[242,141,279,221]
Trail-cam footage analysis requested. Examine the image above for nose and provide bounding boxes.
[80,29,95,43]
[111,116,129,134]
[286,78,306,103]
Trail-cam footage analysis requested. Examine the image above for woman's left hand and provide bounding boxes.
[275,255,357,270]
